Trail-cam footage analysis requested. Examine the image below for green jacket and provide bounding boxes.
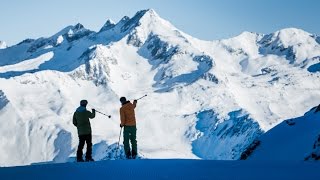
[73,106,95,135]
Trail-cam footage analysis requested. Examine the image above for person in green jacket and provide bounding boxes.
[73,100,95,162]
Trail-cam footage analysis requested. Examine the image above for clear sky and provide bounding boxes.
[0,0,319,46]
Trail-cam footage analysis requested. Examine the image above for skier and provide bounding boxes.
[73,100,96,162]
[119,97,138,159]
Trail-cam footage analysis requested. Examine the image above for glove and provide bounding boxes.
[120,124,124,128]
[92,109,96,113]
[133,100,137,103]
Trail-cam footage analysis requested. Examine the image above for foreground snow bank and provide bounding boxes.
[0,159,319,180]
[247,106,320,160]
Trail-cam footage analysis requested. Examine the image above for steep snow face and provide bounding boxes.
[192,109,263,159]
[0,9,320,166]
[247,106,320,160]
[0,41,7,49]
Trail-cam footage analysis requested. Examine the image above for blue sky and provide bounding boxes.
[1,0,319,45]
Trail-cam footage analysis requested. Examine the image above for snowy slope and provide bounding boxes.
[246,105,320,160]
[1,160,320,180]
[0,52,54,73]
[0,9,320,166]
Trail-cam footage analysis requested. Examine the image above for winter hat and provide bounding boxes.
[120,97,127,104]
[80,100,88,106]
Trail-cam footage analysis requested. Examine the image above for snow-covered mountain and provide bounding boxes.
[241,104,320,160]
[0,9,319,166]
[0,41,7,49]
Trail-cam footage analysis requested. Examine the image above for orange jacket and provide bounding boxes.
[120,101,137,126]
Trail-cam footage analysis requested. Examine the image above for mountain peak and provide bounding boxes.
[120,16,130,22]
[138,8,158,17]
[135,9,161,22]
[120,9,162,33]
[258,27,320,63]
[52,23,88,38]
[270,28,312,44]
[229,31,260,41]
[276,27,309,35]
[99,19,116,32]
[73,23,85,31]
[104,19,115,26]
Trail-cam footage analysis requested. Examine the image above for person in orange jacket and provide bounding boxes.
[119,97,138,159]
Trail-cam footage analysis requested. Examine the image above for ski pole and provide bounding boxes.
[116,127,123,159]
[95,110,111,118]
[87,104,111,118]
[136,94,147,101]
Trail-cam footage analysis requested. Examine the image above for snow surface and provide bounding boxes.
[0,9,320,167]
[0,160,320,180]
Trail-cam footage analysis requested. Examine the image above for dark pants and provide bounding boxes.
[77,134,92,160]
[123,126,137,158]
